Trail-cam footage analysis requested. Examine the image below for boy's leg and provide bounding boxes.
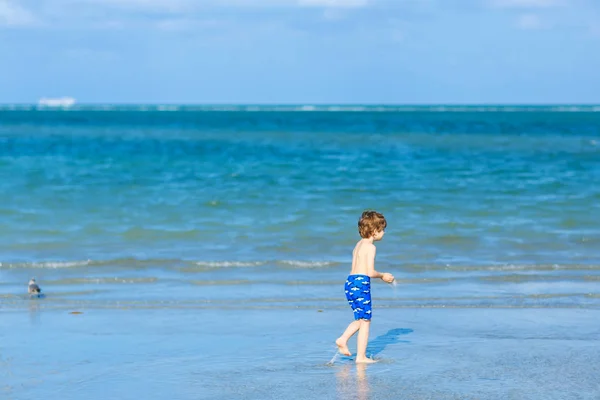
[336,320,361,356]
[356,320,375,363]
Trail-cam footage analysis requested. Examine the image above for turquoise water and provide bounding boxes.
[2,105,600,399]
[0,105,599,309]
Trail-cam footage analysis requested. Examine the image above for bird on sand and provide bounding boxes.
[28,278,42,295]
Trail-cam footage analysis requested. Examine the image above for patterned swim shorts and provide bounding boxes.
[345,274,372,320]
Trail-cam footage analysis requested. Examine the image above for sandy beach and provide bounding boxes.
[2,304,598,400]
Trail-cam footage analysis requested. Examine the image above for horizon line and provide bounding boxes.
[2,102,600,106]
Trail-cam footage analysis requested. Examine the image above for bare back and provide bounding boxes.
[350,239,376,276]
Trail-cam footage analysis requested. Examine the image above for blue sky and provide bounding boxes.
[0,0,599,104]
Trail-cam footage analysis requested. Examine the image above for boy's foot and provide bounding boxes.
[355,357,377,364]
[335,338,351,356]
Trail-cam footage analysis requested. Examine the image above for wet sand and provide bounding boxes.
[1,306,598,400]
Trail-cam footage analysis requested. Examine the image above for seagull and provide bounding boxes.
[28,278,42,294]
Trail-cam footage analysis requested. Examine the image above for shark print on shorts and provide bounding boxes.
[344,274,372,320]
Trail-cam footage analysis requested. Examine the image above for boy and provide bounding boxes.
[335,210,395,363]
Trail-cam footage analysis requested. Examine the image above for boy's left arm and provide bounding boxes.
[366,246,384,279]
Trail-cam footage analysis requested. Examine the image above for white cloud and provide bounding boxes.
[81,0,195,13]
[516,13,543,29]
[298,0,368,7]
[35,0,372,17]
[1,0,375,31]
[82,0,370,9]
[321,8,345,20]
[490,0,563,8]
[64,48,116,61]
[6,0,376,29]
[155,18,225,32]
[0,0,36,26]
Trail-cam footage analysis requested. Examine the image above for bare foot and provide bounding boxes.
[335,338,351,356]
[355,357,377,364]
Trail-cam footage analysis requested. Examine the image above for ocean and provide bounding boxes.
[1,105,599,399]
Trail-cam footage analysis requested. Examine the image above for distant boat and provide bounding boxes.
[38,97,76,108]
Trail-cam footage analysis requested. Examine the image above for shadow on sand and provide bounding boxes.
[367,328,413,358]
[334,327,413,362]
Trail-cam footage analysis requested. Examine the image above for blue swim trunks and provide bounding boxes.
[345,274,372,320]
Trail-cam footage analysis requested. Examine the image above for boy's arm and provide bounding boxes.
[366,245,384,279]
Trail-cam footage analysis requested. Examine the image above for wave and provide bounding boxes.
[1,258,600,272]
[194,261,266,268]
[0,258,340,270]
[277,260,339,268]
[0,260,93,268]
[45,277,158,285]
[401,263,600,272]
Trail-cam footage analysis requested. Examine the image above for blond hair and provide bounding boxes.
[358,210,387,238]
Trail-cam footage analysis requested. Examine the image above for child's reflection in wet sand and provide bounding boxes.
[336,363,370,400]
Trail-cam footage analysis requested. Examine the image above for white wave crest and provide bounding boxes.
[277,260,338,268]
[194,261,266,268]
[0,260,92,269]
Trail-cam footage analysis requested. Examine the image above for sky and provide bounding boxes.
[0,0,599,104]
